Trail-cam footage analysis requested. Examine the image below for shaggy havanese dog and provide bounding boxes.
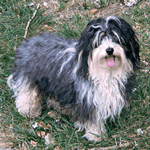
[7,15,140,141]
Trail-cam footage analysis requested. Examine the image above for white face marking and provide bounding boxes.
[88,36,134,81]
[89,37,126,71]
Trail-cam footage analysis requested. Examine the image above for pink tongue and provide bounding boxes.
[107,59,115,67]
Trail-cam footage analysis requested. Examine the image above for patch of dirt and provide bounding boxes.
[0,129,14,150]
[40,0,131,22]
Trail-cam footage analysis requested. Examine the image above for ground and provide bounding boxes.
[0,0,150,149]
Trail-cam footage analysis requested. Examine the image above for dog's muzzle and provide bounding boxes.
[106,47,114,55]
[106,48,115,67]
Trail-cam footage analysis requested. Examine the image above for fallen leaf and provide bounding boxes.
[136,128,144,135]
[57,128,64,132]
[44,25,54,32]
[47,111,57,118]
[45,123,52,129]
[142,60,149,66]
[90,9,98,14]
[31,121,38,128]
[146,126,150,133]
[45,134,56,146]
[43,2,48,8]
[54,146,60,150]
[47,111,60,122]
[38,121,46,128]
[30,140,37,147]
[140,69,149,73]
[37,131,46,138]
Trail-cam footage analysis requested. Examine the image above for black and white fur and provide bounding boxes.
[7,15,140,141]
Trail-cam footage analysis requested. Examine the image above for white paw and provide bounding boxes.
[82,132,101,141]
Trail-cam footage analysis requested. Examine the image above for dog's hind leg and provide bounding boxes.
[7,74,42,118]
[15,86,42,118]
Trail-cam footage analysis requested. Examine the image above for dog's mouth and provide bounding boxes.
[105,56,115,67]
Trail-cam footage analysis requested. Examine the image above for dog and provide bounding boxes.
[7,15,140,141]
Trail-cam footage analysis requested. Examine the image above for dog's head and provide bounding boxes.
[77,16,140,79]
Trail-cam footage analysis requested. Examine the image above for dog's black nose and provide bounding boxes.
[106,47,114,55]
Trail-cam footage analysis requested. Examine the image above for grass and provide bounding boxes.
[0,0,150,149]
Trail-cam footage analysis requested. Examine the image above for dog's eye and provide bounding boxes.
[113,35,118,40]
[88,27,93,33]
[111,31,120,43]
[93,32,105,49]
[98,32,105,43]
[114,36,120,43]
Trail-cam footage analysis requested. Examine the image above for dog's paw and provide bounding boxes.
[82,132,102,141]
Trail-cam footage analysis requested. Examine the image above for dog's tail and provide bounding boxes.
[7,74,27,97]
[7,74,14,89]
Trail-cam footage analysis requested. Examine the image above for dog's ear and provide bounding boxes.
[76,18,106,78]
[83,17,106,34]
[106,16,135,44]
[78,17,106,52]
[106,16,140,68]
[87,17,106,27]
